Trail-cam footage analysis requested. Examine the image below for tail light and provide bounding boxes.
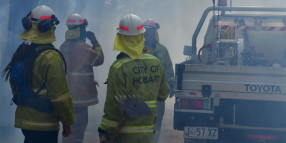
[246,134,278,141]
[179,98,211,110]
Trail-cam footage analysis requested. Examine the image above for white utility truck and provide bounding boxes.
[173,5,286,143]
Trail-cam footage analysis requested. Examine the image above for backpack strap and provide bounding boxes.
[31,44,67,96]
[33,44,67,74]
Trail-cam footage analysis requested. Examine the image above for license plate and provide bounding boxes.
[184,126,218,139]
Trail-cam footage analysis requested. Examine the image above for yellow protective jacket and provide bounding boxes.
[99,53,170,143]
[148,42,175,89]
[11,44,75,131]
[60,39,104,107]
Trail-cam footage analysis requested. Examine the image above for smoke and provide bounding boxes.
[0,0,21,142]
[0,1,9,65]
[1,0,286,142]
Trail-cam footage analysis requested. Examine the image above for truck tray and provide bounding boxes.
[176,64,286,102]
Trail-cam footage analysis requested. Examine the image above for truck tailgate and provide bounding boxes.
[176,64,286,102]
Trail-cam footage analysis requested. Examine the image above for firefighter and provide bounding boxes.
[143,19,175,143]
[2,5,74,143]
[59,13,104,143]
[98,14,170,143]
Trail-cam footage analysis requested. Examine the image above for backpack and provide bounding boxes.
[3,42,66,113]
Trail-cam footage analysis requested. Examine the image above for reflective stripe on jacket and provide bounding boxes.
[101,117,155,133]
[12,45,75,131]
[15,119,59,130]
[60,40,104,107]
[99,53,169,143]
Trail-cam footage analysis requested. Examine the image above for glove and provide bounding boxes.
[86,31,97,43]
[99,132,114,143]
[86,31,101,48]
[62,125,71,137]
[169,88,175,98]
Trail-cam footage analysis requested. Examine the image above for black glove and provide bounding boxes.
[86,31,101,48]
[86,31,97,43]
[98,128,112,143]
[99,132,109,143]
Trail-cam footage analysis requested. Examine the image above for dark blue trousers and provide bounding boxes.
[22,129,58,143]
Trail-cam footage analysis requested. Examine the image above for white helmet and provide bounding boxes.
[144,19,160,30]
[118,14,145,36]
[30,5,55,22]
[66,13,88,26]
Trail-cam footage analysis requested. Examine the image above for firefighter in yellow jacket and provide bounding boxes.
[98,14,170,143]
[143,19,175,143]
[3,5,74,143]
[60,13,104,143]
